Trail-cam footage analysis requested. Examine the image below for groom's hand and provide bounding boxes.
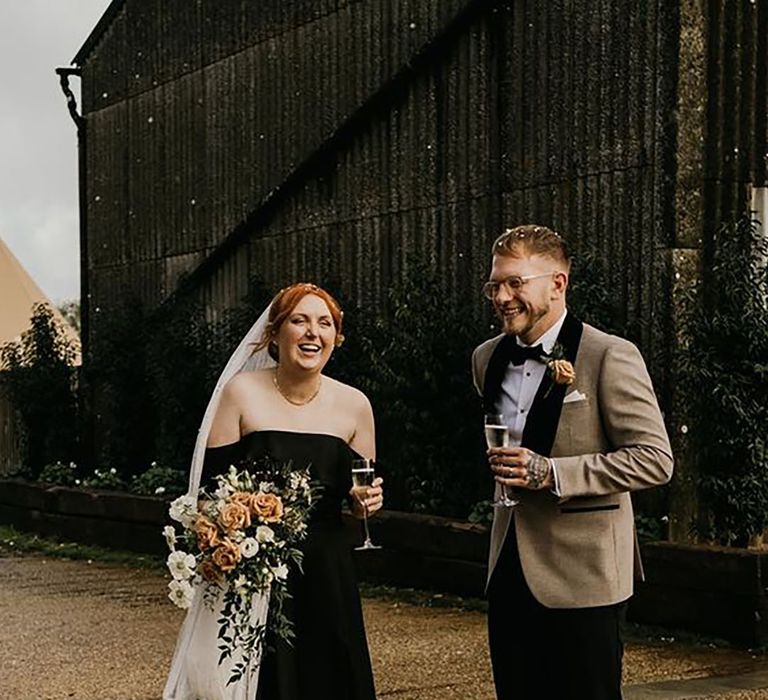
[488,447,554,491]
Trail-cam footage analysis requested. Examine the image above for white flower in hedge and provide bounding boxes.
[169,494,197,527]
[155,486,166,495]
[239,537,260,559]
[271,564,289,581]
[163,525,177,550]
[109,467,117,475]
[256,525,275,544]
[167,551,196,580]
[168,579,195,609]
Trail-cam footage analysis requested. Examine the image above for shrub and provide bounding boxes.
[86,278,273,477]
[38,461,80,487]
[332,259,488,517]
[0,303,79,478]
[82,466,127,491]
[678,218,768,545]
[130,461,187,498]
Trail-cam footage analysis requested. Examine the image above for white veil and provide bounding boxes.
[164,303,277,700]
[186,304,277,497]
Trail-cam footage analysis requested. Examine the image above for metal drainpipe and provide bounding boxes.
[55,66,91,467]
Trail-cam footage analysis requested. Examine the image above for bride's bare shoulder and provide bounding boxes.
[325,376,370,410]
[224,369,273,398]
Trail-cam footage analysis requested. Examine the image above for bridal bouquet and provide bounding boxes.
[164,458,315,684]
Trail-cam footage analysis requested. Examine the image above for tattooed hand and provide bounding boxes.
[487,446,554,491]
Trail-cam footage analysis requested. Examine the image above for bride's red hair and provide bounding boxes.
[254,283,345,360]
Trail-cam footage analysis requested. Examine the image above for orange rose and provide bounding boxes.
[229,491,253,509]
[549,359,576,385]
[211,538,241,572]
[193,515,221,551]
[200,558,223,584]
[218,501,251,533]
[252,492,284,523]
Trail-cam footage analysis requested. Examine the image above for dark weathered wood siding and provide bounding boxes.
[704,0,768,231]
[77,0,689,390]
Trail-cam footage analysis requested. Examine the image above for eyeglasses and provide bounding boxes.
[481,272,556,300]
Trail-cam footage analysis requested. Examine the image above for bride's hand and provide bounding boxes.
[350,477,384,519]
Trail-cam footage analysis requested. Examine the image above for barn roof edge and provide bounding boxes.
[72,0,126,66]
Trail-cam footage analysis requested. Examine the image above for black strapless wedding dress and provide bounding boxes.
[203,431,376,700]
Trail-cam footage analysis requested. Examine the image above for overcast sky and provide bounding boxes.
[0,0,111,304]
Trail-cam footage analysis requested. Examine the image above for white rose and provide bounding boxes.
[163,525,176,551]
[256,525,275,544]
[239,537,260,559]
[168,579,195,609]
[169,495,197,527]
[167,551,196,580]
[271,564,289,581]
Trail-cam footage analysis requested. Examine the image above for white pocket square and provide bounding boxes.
[563,390,588,404]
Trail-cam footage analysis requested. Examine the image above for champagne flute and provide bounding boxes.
[485,413,519,508]
[351,458,382,551]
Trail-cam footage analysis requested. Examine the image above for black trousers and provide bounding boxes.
[487,525,625,700]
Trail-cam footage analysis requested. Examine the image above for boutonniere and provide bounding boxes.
[544,342,576,396]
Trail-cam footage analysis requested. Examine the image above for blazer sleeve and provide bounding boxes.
[553,338,674,498]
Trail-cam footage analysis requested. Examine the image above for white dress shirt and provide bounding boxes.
[497,310,567,492]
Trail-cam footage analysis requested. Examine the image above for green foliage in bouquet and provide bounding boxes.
[676,217,768,545]
[166,458,317,686]
[0,303,79,478]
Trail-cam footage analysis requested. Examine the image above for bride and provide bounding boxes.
[164,282,384,700]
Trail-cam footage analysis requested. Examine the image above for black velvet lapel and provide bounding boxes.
[520,312,584,456]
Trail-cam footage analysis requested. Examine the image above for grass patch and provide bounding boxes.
[0,525,164,570]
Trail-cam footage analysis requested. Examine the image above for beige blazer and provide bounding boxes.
[472,321,673,608]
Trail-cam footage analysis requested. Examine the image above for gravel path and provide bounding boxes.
[1,554,766,699]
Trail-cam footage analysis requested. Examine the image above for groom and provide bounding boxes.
[472,225,673,700]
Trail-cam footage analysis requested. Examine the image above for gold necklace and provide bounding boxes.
[273,373,322,406]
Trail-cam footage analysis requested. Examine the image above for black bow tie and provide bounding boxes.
[508,342,547,366]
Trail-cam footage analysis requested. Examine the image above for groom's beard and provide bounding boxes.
[498,302,549,339]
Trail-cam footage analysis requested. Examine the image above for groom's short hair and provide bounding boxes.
[492,224,571,270]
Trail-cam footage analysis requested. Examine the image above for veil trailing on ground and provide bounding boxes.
[164,303,277,700]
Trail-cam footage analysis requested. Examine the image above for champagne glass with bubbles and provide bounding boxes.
[351,458,382,550]
[485,413,519,508]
